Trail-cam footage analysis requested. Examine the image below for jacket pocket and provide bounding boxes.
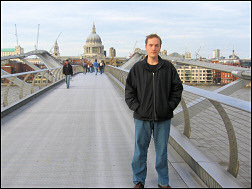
[156,100,173,119]
[137,102,153,119]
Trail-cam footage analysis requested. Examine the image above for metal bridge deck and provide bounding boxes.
[1,73,206,188]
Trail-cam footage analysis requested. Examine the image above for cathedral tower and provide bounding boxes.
[53,40,60,57]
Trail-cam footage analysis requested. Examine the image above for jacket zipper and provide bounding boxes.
[153,72,157,120]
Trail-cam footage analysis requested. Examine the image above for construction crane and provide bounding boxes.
[14,24,19,46]
[195,46,201,60]
[49,32,62,54]
[129,41,137,58]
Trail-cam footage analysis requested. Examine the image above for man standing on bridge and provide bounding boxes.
[63,59,73,89]
[125,34,183,188]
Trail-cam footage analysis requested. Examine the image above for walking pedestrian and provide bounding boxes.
[87,63,90,73]
[93,59,99,75]
[63,59,73,89]
[83,62,87,74]
[125,34,183,188]
[99,60,105,74]
[90,63,94,73]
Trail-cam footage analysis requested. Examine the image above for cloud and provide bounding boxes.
[1,1,251,58]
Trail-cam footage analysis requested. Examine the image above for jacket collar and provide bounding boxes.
[143,55,164,72]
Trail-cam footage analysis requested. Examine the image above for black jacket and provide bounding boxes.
[63,63,73,76]
[125,56,183,121]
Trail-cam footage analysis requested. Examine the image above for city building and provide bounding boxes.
[1,46,24,57]
[229,49,239,59]
[1,46,25,65]
[213,49,220,59]
[83,22,105,61]
[219,59,240,84]
[161,50,167,56]
[1,60,35,84]
[169,52,183,58]
[184,51,191,59]
[239,59,251,68]
[109,47,116,57]
[209,49,251,84]
[210,50,242,84]
[177,65,213,84]
[211,60,222,84]
[1,60,51,86]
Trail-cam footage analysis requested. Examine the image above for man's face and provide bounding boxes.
[145,37,161,58]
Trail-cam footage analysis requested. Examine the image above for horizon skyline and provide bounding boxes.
[1,1,251,59]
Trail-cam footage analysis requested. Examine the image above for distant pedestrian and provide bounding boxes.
[90,63,94,73]
[93,59,99,75]
[99,60,105,74]
[83,62,87,74]
[125,34,183,188]
[87,63,90,73]
[63,59,73,89]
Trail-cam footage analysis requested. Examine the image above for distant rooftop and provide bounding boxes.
[1,48,15,52]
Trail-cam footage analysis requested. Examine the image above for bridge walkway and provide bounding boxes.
[1,73,206,188]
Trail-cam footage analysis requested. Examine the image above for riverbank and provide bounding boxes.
[192,85,251,102]
[186,83,251,88]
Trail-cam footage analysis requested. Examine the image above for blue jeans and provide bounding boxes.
[65,75,71,88]
[132,119,171,186]
[94,67,98,75]
[100,67,104,74]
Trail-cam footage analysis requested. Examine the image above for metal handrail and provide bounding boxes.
[1,66,83,108]
[183,85,251,112]
[1,67,61,79]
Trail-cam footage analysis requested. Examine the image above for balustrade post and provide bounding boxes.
[19,74,31,99]
[45,70,49,86]
[3,77,15,107]
[209,100,239,177]
[54,69,60,81]
[181,96,191,138]
[39,72,45,89]
[31,72,40,93]
[52,69,58,83]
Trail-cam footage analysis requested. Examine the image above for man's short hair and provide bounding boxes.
[145,34,162,46]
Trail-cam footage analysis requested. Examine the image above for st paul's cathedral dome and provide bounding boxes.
[83,22,105,60]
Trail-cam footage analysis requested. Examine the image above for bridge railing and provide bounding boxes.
[1,65,83,108]
[105,65,251,180]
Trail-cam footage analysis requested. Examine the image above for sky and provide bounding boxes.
[1,1,251,59]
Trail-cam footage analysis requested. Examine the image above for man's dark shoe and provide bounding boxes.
[134,182,144,188]
[158,184,171,188]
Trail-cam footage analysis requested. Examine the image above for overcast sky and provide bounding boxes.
[1,1,251,59]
